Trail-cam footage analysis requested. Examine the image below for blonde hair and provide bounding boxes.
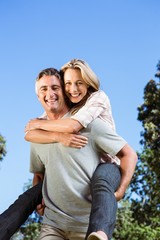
[60,59,100,114]
[61,59,100,91]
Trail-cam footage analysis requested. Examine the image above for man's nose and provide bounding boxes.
[46,88,55,97]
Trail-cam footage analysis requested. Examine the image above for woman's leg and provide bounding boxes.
[0,182,42,239]
[86,163,121,240]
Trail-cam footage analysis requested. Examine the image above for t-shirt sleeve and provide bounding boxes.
[91,119,127,157]
[30,143,45,173]
[71,90,111,128]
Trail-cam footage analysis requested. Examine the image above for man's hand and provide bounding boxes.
[114,187,125,201]
[36,198,45,216]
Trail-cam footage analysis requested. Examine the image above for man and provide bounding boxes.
[25,68,137,240]
[0,68,86,240]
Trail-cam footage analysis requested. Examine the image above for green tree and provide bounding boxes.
[113,201,160,240]
[130,62,160,227]
[112,62,160,239]
[0,133,7,161]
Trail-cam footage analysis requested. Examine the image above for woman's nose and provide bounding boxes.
[70,84,77,92]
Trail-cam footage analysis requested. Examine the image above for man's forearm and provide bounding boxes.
[115,144,138,200]
[33,173,44,186]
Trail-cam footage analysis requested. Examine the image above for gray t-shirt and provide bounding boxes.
[30,118,126,232]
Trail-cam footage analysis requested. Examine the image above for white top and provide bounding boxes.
[71,90,116,130]
[71,90,120,164]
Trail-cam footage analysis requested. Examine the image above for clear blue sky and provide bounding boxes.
[0,0,159,213]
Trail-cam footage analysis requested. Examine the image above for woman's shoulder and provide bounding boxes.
[89,90,109,100]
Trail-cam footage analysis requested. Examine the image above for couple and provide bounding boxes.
[0,59,137,240]
[25,59,137,240]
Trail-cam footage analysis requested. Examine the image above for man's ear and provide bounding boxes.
[37,94,40,102]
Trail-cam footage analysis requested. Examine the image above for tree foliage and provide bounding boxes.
[113,201,160,240]
[0,133,7,161]
[113,61,160,240]
[130,62,160,228]
[11,221,41,240]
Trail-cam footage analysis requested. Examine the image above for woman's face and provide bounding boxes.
[64,68,89,103]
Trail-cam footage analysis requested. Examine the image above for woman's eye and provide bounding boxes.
[65,82,70,86]
[77,81,83,85]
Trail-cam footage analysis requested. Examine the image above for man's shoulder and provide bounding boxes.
[38,112,47,119]
[89,118,106,126]
[89,118,116,134]
[38,111,70,119]
[63,112,71,118]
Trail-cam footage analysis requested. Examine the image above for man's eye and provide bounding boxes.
[40,88,47,92]
[52,87,60,91]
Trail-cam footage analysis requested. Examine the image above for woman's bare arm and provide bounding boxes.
[25,118,83,133]
[25,129,88,148]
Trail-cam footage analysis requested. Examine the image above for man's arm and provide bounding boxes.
[32,173,45,216]
[91,118,138,201]
[33,172,44,186]
[115,144,138,201]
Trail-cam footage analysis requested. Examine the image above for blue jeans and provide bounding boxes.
[86,163,121,240]
[0,182,42,240]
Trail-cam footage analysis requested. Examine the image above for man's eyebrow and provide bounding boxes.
[39,84,61,89]
[51,84,61,87]
[39,85,47,89]
[39,85,48,90]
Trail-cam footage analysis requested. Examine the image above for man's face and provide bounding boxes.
[37,75,66,114]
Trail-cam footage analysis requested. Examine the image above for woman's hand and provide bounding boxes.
[58,132,88,149]
[25,118,41,132]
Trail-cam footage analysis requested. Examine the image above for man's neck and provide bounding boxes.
[46,107,69,120]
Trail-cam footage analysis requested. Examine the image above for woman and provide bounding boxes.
[25,59,121,240]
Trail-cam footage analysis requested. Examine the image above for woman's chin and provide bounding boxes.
[70,97,82,103]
